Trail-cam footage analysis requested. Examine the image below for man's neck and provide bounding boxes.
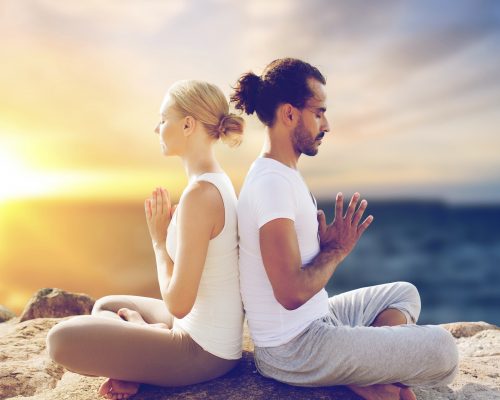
[261,127,300,169]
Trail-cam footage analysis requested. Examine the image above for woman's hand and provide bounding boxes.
[144,187,174,250]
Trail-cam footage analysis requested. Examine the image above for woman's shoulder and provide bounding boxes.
[179,179,224,214]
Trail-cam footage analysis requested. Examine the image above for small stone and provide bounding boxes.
[19,288,95,322]
[440,321,500,338]
[0,305,16,322]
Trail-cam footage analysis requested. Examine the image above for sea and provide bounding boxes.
[0,199,499,326]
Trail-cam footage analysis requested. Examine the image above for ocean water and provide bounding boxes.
[1,199,499,325]
[320,200,500,325]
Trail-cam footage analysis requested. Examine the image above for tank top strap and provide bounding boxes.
[194,173,236,239]
[194,173,234,202]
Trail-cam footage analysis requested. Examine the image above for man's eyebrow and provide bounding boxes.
[308,106,327,112]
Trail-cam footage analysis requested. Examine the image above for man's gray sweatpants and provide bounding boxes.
[254,281,459,388]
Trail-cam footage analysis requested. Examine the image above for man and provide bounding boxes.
[231,58,458,400]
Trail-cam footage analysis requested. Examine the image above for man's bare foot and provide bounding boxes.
[347,383,417,400]
[117,308,169,329]
[98,378,140,399]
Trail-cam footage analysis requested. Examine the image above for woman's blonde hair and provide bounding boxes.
[167,80,244,147]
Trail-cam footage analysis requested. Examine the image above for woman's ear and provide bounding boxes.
[182,116,196,136]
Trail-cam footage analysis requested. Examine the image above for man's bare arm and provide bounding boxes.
[259,192,373,310]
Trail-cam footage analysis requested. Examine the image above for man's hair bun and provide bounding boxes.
[230,72,261,115]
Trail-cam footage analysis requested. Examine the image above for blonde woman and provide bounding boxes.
[46,80,245,399]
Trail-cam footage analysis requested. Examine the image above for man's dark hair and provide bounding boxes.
[230,58,326,127]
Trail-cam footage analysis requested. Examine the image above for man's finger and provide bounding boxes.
[352,199,367,226]
[335,192,343,222]
[345,192,360,221]
[357,215,374,236]
[317,209,327,237]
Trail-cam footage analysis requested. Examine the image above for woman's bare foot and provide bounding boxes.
[96,309,169,398]
[347,383,417,400]
[117,308,147,325]
[118,308,169,330]
[98,378,140,399]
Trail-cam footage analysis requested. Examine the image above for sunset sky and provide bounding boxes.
[1,0,500,204]
[1,0,500,316]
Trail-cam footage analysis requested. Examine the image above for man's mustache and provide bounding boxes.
[315,132,325,140]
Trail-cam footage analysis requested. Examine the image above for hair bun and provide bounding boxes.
[230,72,261,115]
[217,113,245,147]
[217,115,229,135]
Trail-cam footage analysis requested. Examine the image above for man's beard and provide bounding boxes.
[292,116,323,156]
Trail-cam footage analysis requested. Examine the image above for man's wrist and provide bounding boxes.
[321,247,347,264]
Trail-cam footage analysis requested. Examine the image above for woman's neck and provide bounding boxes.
[181,145,222,181]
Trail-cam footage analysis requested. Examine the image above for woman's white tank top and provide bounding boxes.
[166,172,243,360]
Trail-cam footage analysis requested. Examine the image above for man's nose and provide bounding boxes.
[322,116,330,133]
[154,123,159,134]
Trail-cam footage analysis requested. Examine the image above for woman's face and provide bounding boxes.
[154,94,186,156]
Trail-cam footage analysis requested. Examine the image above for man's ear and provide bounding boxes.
[278,103,298,128]
[182,116,196,136]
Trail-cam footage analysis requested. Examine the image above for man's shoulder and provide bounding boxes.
[246,159,298,186]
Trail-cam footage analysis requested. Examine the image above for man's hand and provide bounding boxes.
[317,192,373,261]
[144,187,175,250]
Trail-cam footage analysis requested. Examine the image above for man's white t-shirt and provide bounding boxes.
[238,157,329,347]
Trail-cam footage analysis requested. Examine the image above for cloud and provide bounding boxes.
[1,0,499,202]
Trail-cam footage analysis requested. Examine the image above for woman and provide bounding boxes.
[46,80,245,399]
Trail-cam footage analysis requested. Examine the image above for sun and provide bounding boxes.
[0,148,49,201]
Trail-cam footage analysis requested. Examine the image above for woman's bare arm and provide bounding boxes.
[162,181,223,318]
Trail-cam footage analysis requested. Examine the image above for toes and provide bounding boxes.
[401,388,417,400]
[98,379,112,396]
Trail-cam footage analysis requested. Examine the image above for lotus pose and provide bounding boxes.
[231,58,459,400]
[46,80,245,399]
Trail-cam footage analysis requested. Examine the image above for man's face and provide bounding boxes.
[291,78,330,156]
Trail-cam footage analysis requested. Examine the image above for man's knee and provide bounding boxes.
[431,327,459,385]
[395,281,421,323]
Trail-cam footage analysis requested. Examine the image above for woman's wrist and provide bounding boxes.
[152,240,167,253]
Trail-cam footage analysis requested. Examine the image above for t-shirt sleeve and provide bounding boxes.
[252,173,297,228]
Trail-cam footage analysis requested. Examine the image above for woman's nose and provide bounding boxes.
[154,124,159,134]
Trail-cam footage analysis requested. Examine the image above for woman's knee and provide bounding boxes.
[46,318,80,366]
[91,295,118,315]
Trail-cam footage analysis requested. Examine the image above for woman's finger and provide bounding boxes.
[152,189,158,215]
[159,187,165,214]
[144,199,151,219]
[163,187,171,211]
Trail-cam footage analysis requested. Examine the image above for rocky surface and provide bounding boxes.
[0,306,15,323]
[19,288,95,322]
[1,290,499,399]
